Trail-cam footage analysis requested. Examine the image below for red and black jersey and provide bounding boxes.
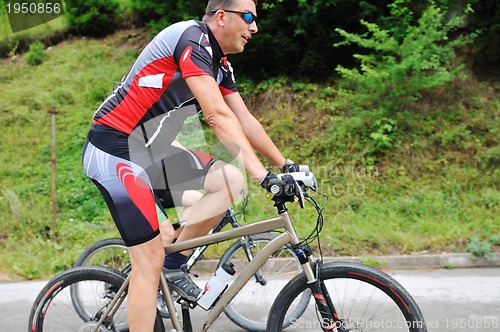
[92,20,237,138]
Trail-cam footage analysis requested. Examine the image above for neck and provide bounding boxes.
[206,21,226,55]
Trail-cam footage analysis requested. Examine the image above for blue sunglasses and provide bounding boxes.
[211,9,257,24]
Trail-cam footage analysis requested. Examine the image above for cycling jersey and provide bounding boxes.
[83,20,236,246]
[93,19,237,139]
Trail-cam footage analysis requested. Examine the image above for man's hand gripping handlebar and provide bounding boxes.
[260,165,317,208]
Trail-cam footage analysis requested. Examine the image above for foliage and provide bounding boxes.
[129,0,204,34]
[328,1,481,163]
[464,237,495,259]
[115,0,399,80]
[450,236,499,259]
[455,0,500,71]
[1,0,499,81]
[231,0,394,80]
[375,0,449,40]
[368,117,398,155]
[64,0,120,37]
[24,42,46,65]
[334,2,474,113]
[110,0,497,81]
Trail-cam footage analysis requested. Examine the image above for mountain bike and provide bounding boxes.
[72,194,306,331]
[29,168,427,332]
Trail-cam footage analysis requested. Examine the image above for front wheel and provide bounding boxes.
[29,266,165,332]
[267,261,427,332]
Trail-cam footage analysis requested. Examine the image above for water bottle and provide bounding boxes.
[197,263,236,310]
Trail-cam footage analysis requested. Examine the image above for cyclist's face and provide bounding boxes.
[219,0,258,54]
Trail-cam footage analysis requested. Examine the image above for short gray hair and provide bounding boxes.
[203,0,258,21]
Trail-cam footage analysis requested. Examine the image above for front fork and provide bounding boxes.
[296,246,345,332]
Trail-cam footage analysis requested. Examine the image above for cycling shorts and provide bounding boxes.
[82,125,215,246]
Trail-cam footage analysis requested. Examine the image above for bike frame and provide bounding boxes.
[184,207,241,271]
[84,207,244,275]
[166,211,302,332]
[93,208,321,332]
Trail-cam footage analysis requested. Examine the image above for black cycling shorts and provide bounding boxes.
[82,125,215,246]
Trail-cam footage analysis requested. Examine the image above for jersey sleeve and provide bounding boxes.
[174,24,238,96]
[175,27,215,79]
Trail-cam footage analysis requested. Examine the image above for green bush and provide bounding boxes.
[334,2,474,114]
[464,237,495,259]
[64,0,120,37]
[129,0,203,34]
[24,42,46,65]
[109,0,498,81]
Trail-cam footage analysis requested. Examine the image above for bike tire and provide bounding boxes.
[267,261,427,332]
[218,233,309,332]
[74,237,131,273]
[29,265,165,332]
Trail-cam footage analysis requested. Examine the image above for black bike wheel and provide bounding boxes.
[218,233,309,332]
[74,237,130,273]
[267,261,427,332]
[29,266,165,332]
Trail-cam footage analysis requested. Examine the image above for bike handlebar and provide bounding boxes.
[274,165,317,209]
[277,165,317,191]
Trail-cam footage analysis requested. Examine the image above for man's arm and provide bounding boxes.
[185,75,268,182]
[223,92,287,169]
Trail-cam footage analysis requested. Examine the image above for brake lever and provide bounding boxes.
[295,182,305,209]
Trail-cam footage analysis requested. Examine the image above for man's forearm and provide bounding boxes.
[242,116,286,169]
[206,110,268,182]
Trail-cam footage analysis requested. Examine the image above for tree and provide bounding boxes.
[64,0,120,37]
[334,1,474,111]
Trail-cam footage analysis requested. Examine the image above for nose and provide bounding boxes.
[249,20,258,33]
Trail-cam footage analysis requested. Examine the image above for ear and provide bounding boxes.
[213,9,226,27]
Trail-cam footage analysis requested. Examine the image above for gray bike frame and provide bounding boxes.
[93,210,317,332]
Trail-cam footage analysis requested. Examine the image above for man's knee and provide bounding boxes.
[160,222,176,246]
[223,164,245,192]
[205,162,244,194]
[128,236,165,272]
[182,190,204,207]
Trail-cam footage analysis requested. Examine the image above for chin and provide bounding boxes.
[237,45,246,53]
[228,47,245,55]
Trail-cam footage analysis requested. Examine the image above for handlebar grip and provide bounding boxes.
[277,169,317,190]
[270,184,282,195]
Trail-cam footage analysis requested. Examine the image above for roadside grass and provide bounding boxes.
[0,0,134,57]
[0,16,65,40]
[0,30,498,280]
[0,31,145,279]
[0,7,66,58]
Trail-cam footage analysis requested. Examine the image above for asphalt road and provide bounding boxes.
[1,268,499,331]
